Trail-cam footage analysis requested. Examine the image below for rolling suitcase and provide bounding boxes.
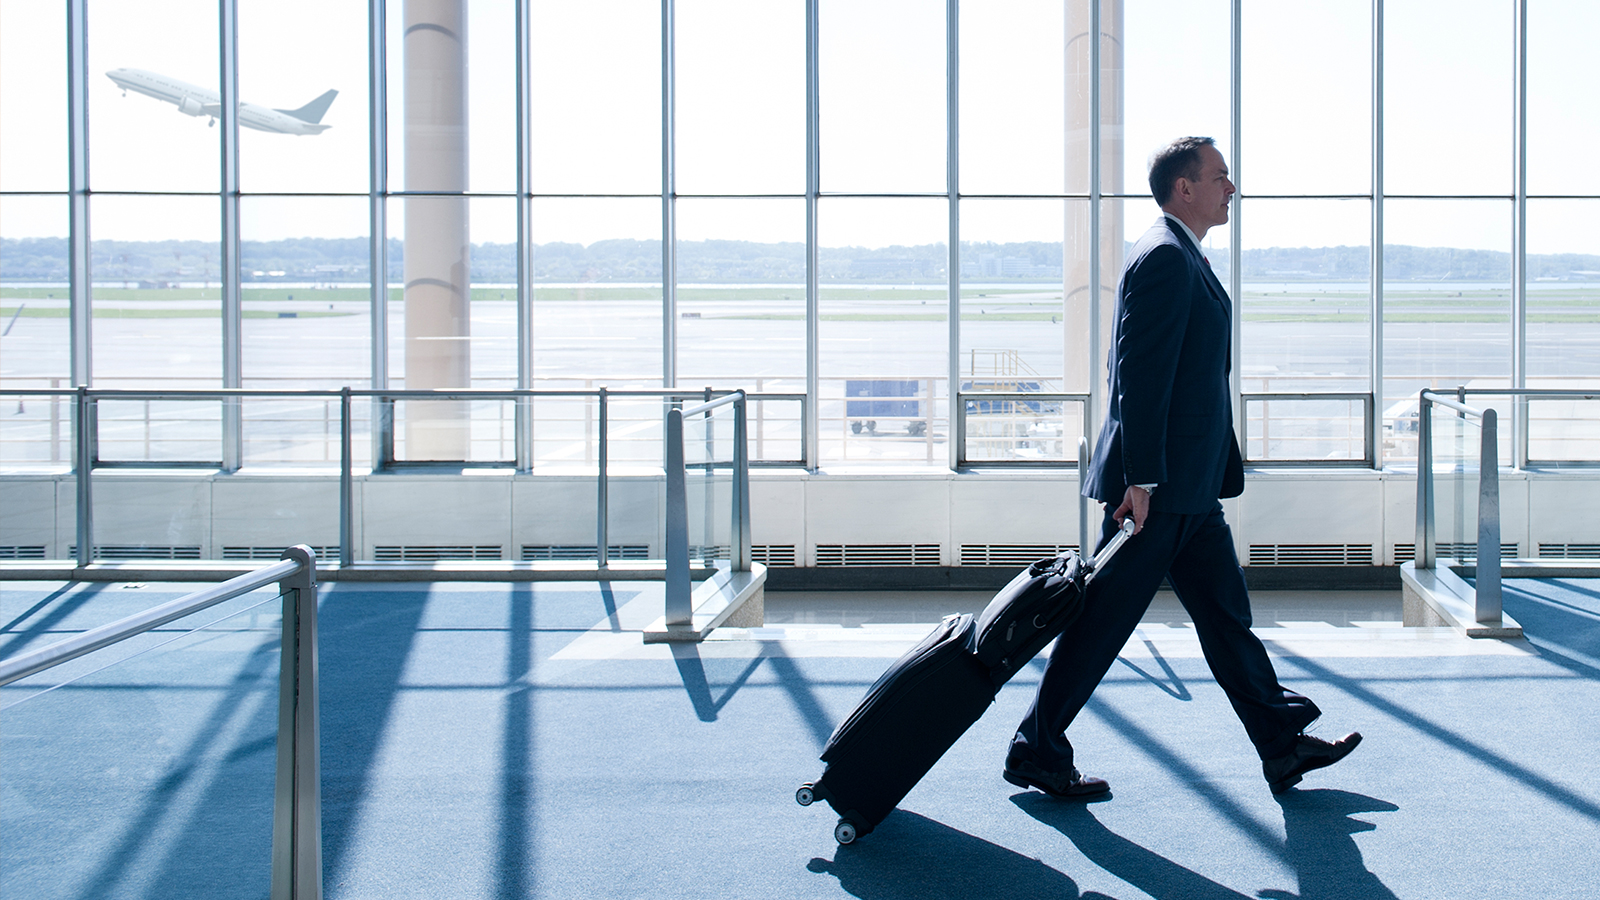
[795,518,1135,844]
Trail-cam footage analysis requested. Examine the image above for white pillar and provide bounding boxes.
[1064,0,1123,404]
[404,0,471,459]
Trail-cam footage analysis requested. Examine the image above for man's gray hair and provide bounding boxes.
[1148,137,1216,206]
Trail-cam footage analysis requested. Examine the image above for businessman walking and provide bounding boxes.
[1003,137,1361,798]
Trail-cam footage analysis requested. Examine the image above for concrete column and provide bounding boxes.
[404,0,471,459]
[1063,0,1123,398]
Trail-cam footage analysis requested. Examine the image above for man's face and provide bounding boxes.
[1181,145,1235,230]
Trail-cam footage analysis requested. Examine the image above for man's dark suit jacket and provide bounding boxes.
[1082,215,1244,515]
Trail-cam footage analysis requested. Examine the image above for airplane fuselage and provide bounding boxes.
[106,68,332,135]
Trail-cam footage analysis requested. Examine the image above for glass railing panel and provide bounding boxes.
[682,400,735,563]
[1242,396,1367,463]
[0,583,284,899]
[1427,402,1483,563]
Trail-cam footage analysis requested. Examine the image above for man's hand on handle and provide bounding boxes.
[1113,485,1150,534]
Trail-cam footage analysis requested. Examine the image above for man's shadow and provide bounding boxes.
[1264,789,1400,900]
[806,810,1115,900]
[1012,788,1399,900]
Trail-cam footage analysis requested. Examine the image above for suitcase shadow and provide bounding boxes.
[805,810,1112,900]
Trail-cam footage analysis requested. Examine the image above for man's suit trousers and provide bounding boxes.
[1012,503,1321,766]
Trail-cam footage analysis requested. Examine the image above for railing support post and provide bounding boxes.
[664,407,690,625]
[272,546,322,900]
[339,387,354,568]
[596,387,609,569]
[1416,391,1434,569]
[732,391,750,572]
[1476,408,1502,622]
[75,386,93,567]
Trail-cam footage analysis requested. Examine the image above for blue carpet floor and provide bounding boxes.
[3,579,1599,899]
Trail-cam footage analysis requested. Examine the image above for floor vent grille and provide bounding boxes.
[373,545,503,562]
[222,546,340,561]
[520,544,649,561]
[752,545,797,567]
[1538,543,1600,559]
[0,546,47,560]
[1248,544,1373,566]
[69,545,203,560]
[814,543,941,567]
[959,544,1077,566]
[1393,542,1518,564]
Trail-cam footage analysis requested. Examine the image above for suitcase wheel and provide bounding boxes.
[795,784,815,806]
[834,818,858,845]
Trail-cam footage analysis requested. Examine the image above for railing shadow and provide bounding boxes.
[317,587,432,884]
[669,642,767,723]
[806,810,1104,900]
[0,583,109,659]
[1116,638,1192,700]
[1502,579,1600,680]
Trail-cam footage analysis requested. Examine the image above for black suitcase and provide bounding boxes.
[795,519,1135,844]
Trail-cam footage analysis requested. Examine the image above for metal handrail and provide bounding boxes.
[1416,389,1501,624]
[0,546,322,899]
[1,385,798,569]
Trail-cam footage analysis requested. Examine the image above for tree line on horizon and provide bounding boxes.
[4,236,1598,285]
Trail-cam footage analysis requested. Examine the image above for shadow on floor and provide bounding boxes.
[806,810,1109,900]
[1013,788,1398,900]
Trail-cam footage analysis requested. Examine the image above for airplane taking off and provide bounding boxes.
[106,68,336,135]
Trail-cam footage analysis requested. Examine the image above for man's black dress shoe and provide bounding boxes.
[1262,732,1363,794]
[1003,755,1110,799]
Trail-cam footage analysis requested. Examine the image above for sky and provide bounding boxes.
[1,0,1597,255]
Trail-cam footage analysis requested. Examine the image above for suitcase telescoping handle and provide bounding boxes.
[1084,515,1138,582]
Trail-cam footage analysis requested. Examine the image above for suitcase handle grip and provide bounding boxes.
[1086,515,1137,579]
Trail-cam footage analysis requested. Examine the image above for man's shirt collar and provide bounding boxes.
[1162,212,1205,257]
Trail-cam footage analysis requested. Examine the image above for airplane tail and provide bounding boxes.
[277,89,338,124]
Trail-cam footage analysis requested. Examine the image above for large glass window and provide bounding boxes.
[1121,0,1231,196]
[1241,0,1370,197]
[958,0,1066,197]
[526,197,662,390]
[386,196,518,461]
[528,0,660,195]
[239,0,370,194]
[960,199,1080,462]
[820,0,946,195]
[1528,1,1600,197]
[0,0,67,192]
[1526,199,1600,389]
[387,0,518,196]
[676,0,805,196]
[88,0,221,193]
[1385,0,1512,196]
[5,0,1596,474]
[1382,199,1512,460]
[1240,198,1371,392]
[89,195,222,388]
[675,199,806,390]
[818,197,946,463]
